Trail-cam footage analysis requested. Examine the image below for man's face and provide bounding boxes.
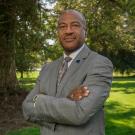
[57,12,86,54]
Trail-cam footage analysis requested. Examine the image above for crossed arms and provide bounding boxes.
[22,57,113,126]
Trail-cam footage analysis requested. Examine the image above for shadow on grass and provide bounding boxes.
[12,76,135,135]
[112,77,135,94]
[112,81,135,87]
[105,101,135,135]
[113,76,135,80]
[111,89,135,94]
[19,78,37,83]
[106,101,135,119]
[6,101,135,135]
[106,121,135,135]
[18,78,36,91]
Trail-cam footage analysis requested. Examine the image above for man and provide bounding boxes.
[22,9,113,135]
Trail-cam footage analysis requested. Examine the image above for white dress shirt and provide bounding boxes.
[64,44,85,67]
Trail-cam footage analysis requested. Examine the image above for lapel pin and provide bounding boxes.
[76,60,80,63]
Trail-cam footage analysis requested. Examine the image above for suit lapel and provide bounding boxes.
[56,45,91,97]
[48,56,63,96]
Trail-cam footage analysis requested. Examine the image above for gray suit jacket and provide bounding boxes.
[22,45,113,135]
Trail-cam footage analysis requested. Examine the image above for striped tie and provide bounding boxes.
[57,57,72,86]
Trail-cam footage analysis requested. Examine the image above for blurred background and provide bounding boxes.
[0,0,135,135]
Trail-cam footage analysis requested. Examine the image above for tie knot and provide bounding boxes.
[64,57,72,62]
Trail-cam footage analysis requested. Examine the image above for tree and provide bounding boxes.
[0,0,43,93]
[0,0,134,95]
[51,0,135,73]
[0,1,17,93]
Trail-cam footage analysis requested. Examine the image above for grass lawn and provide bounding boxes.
[6,127,39,135]
[105,77,135,135]
[6,73,135,135]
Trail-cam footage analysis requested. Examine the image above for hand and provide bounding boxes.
[67,85,90,101]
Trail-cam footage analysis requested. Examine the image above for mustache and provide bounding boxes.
[63,33,76,38]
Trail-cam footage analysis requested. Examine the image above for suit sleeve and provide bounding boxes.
[23,56,113,126]
[22,64,56,128]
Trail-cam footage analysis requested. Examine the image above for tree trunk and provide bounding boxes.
[21,71,24,79]
[0,50,18,94]
[0,1,18,94]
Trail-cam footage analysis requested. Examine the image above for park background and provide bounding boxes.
[0,0,135,135]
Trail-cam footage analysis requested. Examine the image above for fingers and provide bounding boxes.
[68,85,90,101]
[70,94,82,101]
[82,86,90,97]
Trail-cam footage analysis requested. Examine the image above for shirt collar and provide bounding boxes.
[64,44,85,60]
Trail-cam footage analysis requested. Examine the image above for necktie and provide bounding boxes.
[57,57,72,86]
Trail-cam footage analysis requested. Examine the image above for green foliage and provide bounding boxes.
[51,0,135,73]
[14,0,46,73]
[0,0,135,90]
[1,0,135,75]
[0,0,53,72]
